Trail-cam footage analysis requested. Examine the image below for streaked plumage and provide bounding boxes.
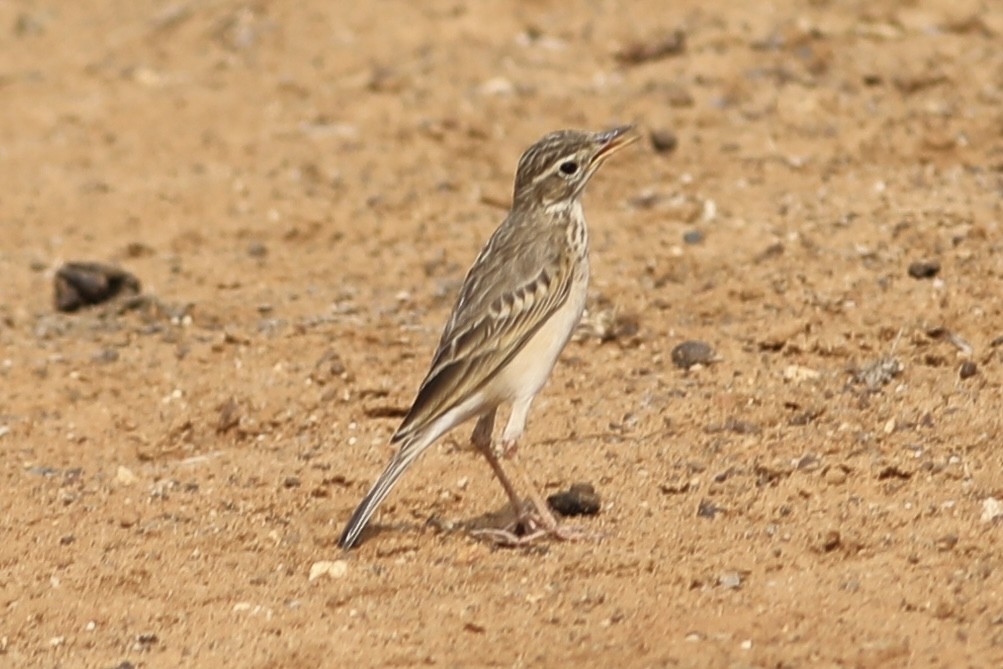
[339,126,637,549]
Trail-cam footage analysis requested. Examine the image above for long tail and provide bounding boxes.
[339,439,426,549]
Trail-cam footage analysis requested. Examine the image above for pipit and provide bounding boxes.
[339,125,638,549]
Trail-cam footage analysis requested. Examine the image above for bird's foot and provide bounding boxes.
[471,509,592,547]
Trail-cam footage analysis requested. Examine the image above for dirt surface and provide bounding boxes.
[3,1,1003,667]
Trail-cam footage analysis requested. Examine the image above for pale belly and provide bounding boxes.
[493,262,589,402]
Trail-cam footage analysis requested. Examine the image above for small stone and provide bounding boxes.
[116,465,138,486]
[982,497,1003,523]
[54,261,141,312]
[309,560,349,581]
[876,465,911,480]
[908,260,940,279]
[697,498,721,519]
[824,466,848,486]
[959,361,978,379]
[247,242,268,258]
[548,483,601,516]
[821,530,842,552]
[134,633,158,651]
[682,229,704,245]
[659,479,691,495]
[783,365,820,382]
[671,340,715,369]
[283,476,301,488]
[719,572,742,589]
[935,534,958,552]
[616,30,686,65]
[649,129,678,154]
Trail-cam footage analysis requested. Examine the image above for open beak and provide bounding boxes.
[590,125,639,167]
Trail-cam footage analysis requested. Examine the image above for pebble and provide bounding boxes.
[959,361,978,379]
[824,466,848,486]
[309,560,349,581]
[697,498,722,519]
[116,465,138,486]
[719,572,742,589]
[821,530,842,552]
[671,340,715,369]
[935,534,958,552]
[907,260,940,279]
[783,364,820,382]
[982,497,1003,523]
[615,30,686,65]
[247,242,268,258]
[649,129,678,154]
[547,483,601,516]
[53,261,141,312]
[682,229,704,245]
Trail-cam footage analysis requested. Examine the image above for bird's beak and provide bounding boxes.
[590,125,639,166]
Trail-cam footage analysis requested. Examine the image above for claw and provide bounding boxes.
[470,507,593,547]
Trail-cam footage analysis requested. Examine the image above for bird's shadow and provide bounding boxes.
[345,500,546,551]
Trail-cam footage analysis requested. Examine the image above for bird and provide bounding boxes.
[339,125,638,549]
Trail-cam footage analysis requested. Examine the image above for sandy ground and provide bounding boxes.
[2,0,1003,666]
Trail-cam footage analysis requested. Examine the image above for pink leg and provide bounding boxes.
[470,400,592,546]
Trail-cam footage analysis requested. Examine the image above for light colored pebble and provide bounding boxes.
[309,560,349,581]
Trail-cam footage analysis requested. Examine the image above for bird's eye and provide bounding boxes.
[559,161,578,176]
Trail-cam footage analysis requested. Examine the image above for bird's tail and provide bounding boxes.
[338,437,426,549]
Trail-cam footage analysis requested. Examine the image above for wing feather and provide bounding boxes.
[393,227,572,443]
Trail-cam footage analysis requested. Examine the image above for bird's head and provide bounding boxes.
[512,125,638,210]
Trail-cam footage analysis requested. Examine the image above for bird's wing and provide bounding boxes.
[392,225,574,443]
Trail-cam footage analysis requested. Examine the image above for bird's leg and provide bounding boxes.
[474,398,590,546]
[468,406,545,544]
[469,409,527,521]
[500,440,593,543]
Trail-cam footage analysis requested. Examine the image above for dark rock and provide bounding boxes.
[908,260,940,279]
[650,129,678,154]
[671,340,715,369]
[54,262,141,312]
[548,483,601,517]
[682,229,704,245]
[697,498,722,519]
